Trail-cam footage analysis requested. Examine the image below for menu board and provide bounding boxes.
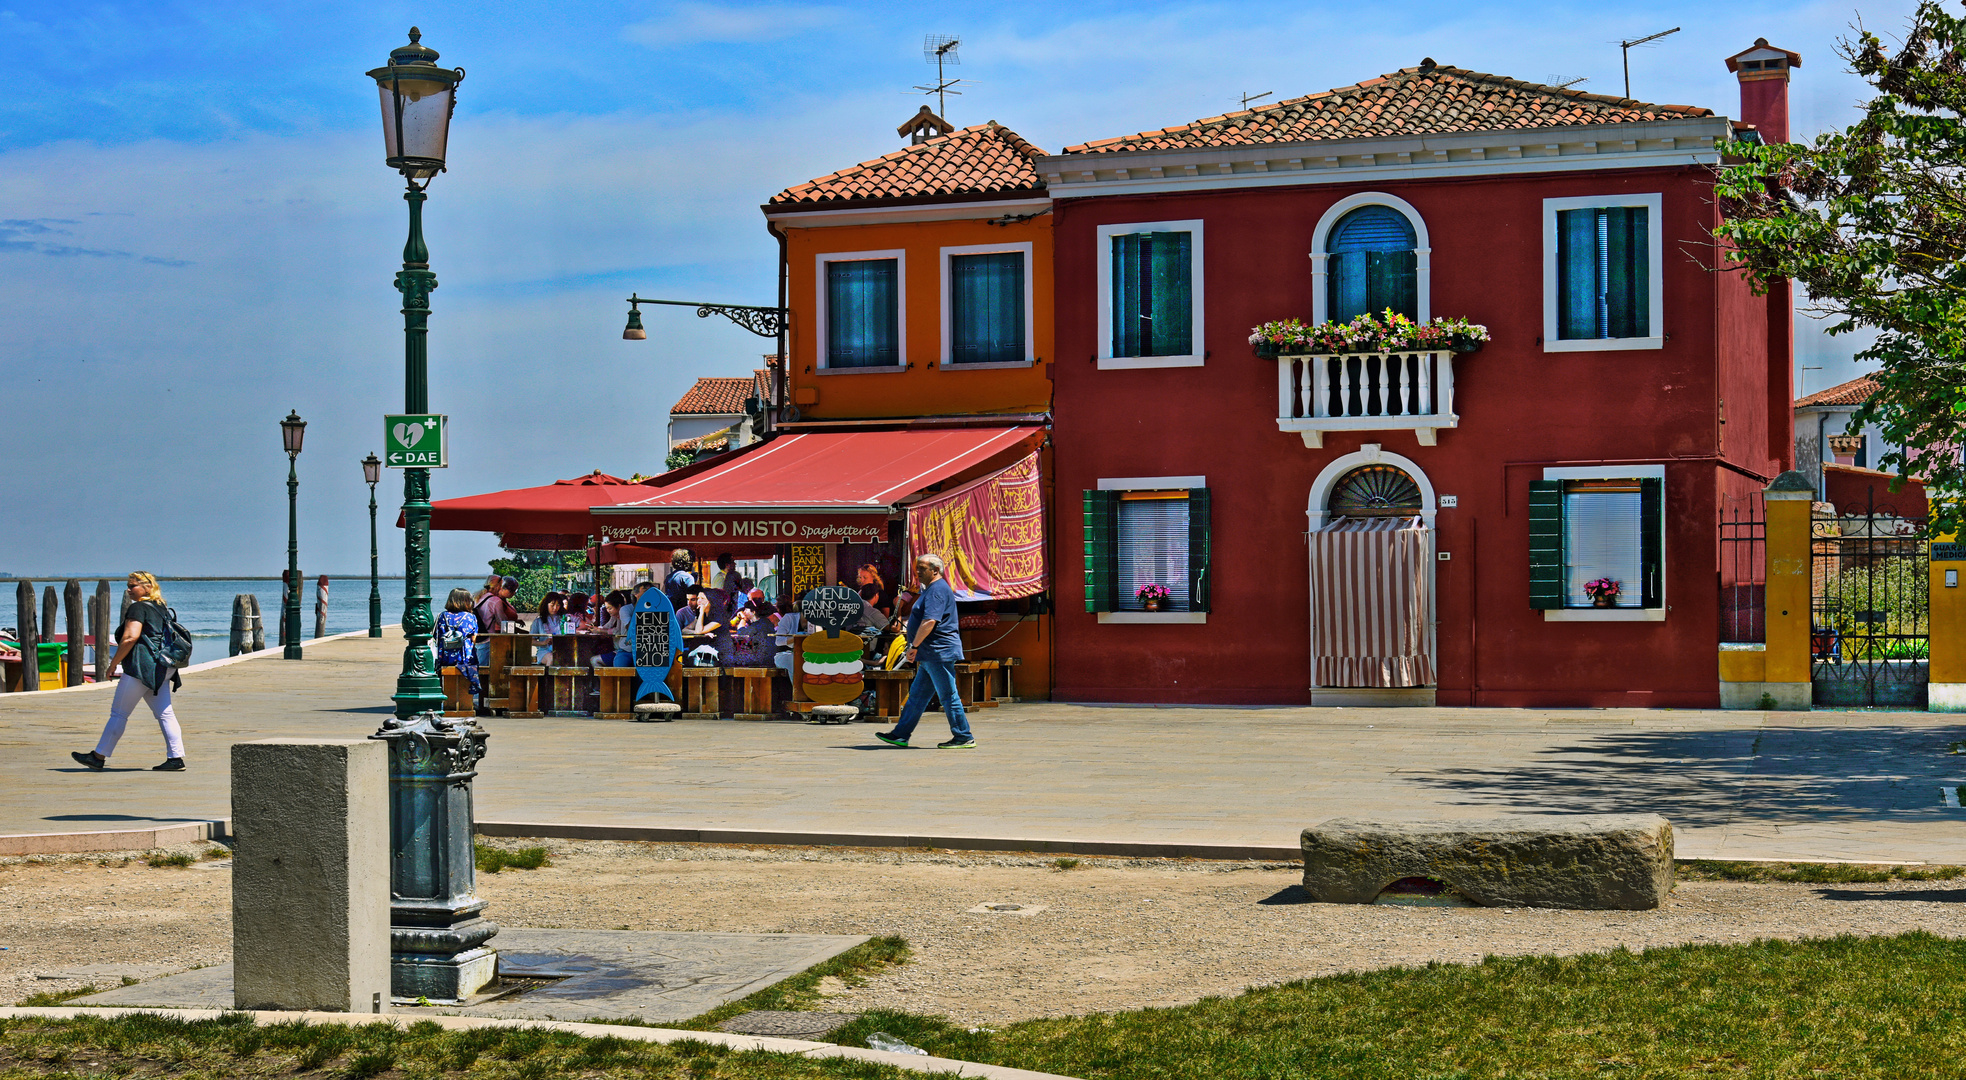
[801,585,863,633]
[789,545,827,598]
[631,588,682,702]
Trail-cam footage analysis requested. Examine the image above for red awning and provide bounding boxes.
[420,471,662,548]
[594,426,1042,546]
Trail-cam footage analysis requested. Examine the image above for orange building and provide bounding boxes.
[764,113,1053,419]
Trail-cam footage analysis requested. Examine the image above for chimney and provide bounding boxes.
[1724,38,1801,143]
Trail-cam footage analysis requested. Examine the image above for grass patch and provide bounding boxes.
[474,843,549,873]
[1679,859,1966,883]
[0,1012,917,1078]
[11,984,100,1008]
[1052,857,1080,871]
[145,852,195,868]
[826,931,1966,1079]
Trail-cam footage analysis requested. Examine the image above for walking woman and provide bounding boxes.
[435,587,481,701]
[71,572,186,772]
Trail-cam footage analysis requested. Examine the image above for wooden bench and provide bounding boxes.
[594,666,639,720]
[480,633,522,712]
[728,666,773,720]
[439,666,475,719]
[952,660,1000,709]
[864,669,915,719]
[678,666,722,719]
[987,655,1021,702]
[506,666,545,718]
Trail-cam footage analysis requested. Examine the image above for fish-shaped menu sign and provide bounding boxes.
[632,588,684,703]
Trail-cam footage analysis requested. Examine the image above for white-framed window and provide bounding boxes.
[815,248,906,371]
[1530,464,1666,622]
[1084,476,1210,623]
[1096,219,1204,370]
[940,241,1033,368]
[1309,192,1431,326]
[1542,193,1664,352]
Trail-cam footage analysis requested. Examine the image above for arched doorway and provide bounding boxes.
[1306,449,1436,704]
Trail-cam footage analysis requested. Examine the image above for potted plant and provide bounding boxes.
[1583,578,1622,608]
[1136,584,1171,612]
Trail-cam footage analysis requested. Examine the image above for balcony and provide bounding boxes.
[1274,351,1458,448]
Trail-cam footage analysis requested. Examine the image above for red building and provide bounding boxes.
[1041,48,1797,707]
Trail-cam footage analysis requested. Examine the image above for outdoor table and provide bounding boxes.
[864,669,914,719]
[953,660,1000,709]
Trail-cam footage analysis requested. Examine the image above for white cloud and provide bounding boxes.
[622,3,845,47]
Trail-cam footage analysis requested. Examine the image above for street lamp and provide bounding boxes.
[362,453,383,638]
[365,28,495,1007]
[280,410,306,660]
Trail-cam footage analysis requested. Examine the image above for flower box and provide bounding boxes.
[1249,312,1490,359]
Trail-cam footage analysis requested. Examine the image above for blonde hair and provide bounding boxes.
[129,571,164,605]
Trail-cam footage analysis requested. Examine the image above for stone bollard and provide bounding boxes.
[232,739,390,1013]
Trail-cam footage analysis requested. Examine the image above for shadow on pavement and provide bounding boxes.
[1258,885,1312,905]
[1814,887,1966,904]
[1398,723,1966,828]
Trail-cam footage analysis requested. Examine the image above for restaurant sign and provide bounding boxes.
[598,513,888,546]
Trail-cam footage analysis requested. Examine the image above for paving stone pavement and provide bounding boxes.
[73,928,869,1023]
[5,635,1966,863]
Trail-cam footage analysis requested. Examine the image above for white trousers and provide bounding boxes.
[95,673,185,760]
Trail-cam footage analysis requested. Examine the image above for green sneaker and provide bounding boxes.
[937,738,977,749]
[875,732,910,748]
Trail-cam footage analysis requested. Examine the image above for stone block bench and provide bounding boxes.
[1301,814,1673,910]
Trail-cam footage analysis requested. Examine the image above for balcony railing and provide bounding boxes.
[1274,351,1458,447]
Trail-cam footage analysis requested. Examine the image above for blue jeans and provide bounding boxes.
[890,655,971,742]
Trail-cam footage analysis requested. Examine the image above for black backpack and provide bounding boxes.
[150,605,195,669]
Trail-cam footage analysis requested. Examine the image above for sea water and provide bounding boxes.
[101,577,487,643]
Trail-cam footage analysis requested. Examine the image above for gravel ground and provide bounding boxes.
[6,838,1966,1027]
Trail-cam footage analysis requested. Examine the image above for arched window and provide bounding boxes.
[1328,464,1423,518]
[1327,206,1418,323]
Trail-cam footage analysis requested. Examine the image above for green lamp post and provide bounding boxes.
[365,28,496,1005]
[280,410,306,660]
[362,452,383,638]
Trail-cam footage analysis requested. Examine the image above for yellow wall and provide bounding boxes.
[1932,535,1966,685]
[780,213,1053,419]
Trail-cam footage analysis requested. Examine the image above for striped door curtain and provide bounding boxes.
[1310,516,1434,688]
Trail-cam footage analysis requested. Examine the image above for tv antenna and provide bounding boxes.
[1618,26,1680,98]
[1239,90,1273,110]
[915,35,964,119]
[1547,74,1589,90]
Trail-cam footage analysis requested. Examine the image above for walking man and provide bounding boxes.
[876,553,974,749]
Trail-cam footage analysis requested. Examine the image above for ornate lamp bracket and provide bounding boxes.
[626,294,787,339]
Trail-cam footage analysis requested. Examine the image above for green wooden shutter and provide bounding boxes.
[1187,488,1212,613]
[1604,207,1649,339]
[1366,250,1419,321]
[1150,232,1193,357]
[1082,489,1119,612]
[951,252,1025,364]
[1556,209,1598,340]
[1329,250,1366,322]
[1111,235,1144,358]
[1528,480,1565,609]
[1639,477,1663,608]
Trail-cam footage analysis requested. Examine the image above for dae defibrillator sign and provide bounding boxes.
[384,414,448,468]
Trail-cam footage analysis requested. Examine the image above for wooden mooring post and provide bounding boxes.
[40,587,56,668]
[63,580,83,687]
[14,580,38,692]
[248,594,265,651]
[92,582,114,680]
[231,594,251,657]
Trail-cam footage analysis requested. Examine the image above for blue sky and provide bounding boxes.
[0,0,1910,576]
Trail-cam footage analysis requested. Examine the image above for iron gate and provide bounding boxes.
[1811,487,1929,707]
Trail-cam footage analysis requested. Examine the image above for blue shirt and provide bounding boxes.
[906,577,964,662]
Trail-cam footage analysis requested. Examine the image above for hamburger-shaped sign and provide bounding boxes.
[797,586,868,705]
[799,629,864,704]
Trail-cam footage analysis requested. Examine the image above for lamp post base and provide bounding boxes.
[391,942,497,1003]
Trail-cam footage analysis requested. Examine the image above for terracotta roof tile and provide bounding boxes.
[771,122,1048,206]
[671,372,766,416]
[1062,64,1713,155]
[673,424,738,454]
[1795,376,1878,408]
